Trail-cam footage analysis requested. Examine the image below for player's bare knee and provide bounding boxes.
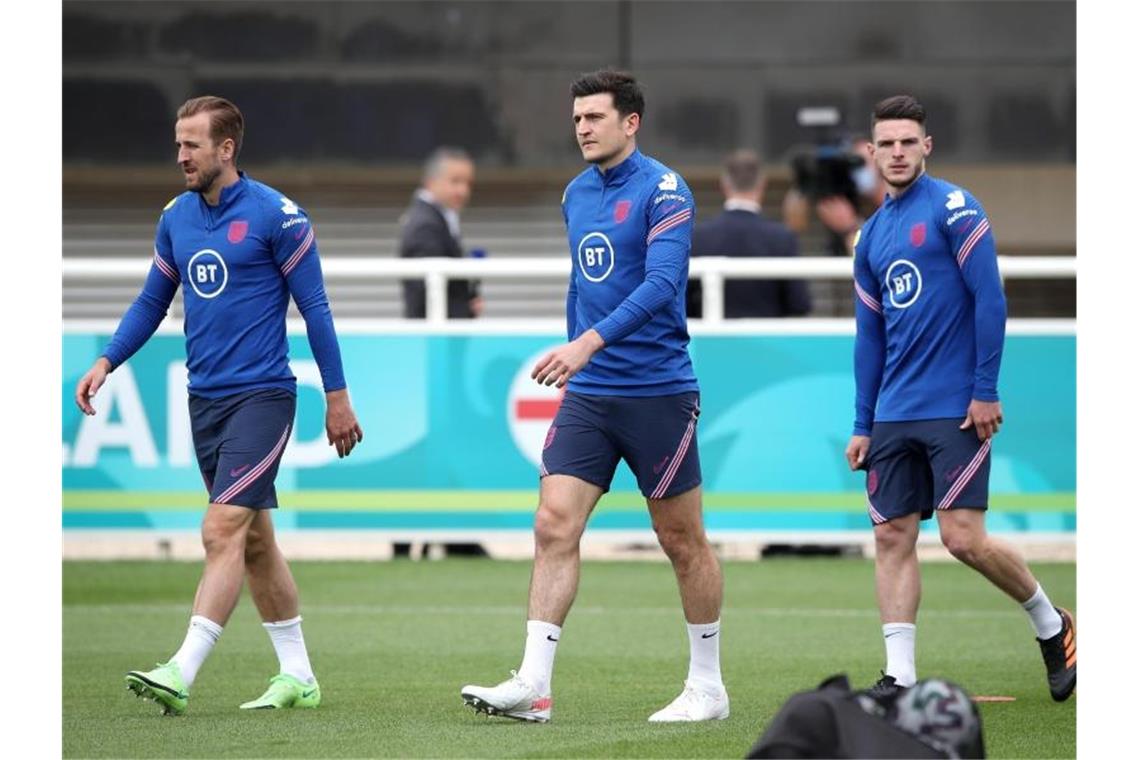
[200,509,247,557]
[244,526,269,564]
[654,523,698,565]
[940,527,982,564]
[534,501,581,549]
[873,519,914,555]
[201,526,242,559]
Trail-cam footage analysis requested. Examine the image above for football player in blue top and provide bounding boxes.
[461,70,728,724]
[74,96,363,714]
[845,95,1074,704]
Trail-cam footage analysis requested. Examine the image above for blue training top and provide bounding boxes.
[561,148,699,397]
[102,173,346,398]
[852,172,1006,435]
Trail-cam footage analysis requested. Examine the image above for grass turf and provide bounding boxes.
[63,558,1075,758]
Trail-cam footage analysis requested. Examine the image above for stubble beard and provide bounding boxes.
[188,162,223,195]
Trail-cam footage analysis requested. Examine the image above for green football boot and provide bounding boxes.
[239,673,321,710]
[125,661,189,716]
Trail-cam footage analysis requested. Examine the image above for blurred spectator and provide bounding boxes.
[782,136,886,256]
[687,149,812,318]
[399,147,483,318]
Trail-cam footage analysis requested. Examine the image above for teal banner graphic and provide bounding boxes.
[62,332,1074,534]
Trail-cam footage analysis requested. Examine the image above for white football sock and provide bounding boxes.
[263,615,315,683]
[686,619,724,693]
[171,615,223,688]
[1021,584,1063,639]
[883,622,917,687]
[517,620,560,695]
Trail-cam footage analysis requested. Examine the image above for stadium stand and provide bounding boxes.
[659,97,741,152]
[62,13,149,61]
[989,92,1069,158]
[61,0,1075,320]
[157,10,320,62]
[340,16,446,62]
[62,80,172,163]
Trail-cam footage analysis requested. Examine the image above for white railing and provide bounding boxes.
[63,255,1075,324]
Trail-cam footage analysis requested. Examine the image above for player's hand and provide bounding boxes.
[469,296,485,317]
[815,196,859,236]
[532,330,605,388]
[325,389,364,458]
[75,358,112,416]
[782,189,810,233]
[845,435,871,471]
[960,399,1003,441]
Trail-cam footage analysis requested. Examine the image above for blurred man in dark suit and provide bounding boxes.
[399,147,483,319]
[686,150,812,318]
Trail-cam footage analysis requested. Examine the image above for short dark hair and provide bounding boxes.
[872,95,926,130]
[570,69,644,118]
[177,95,244,159]
[722,149,764,193]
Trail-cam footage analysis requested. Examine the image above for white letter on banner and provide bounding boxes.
[71,363,159,467]
[284,361,335,466]
[166,362,193,466]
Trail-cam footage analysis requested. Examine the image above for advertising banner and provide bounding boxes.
[63,332,1074,536]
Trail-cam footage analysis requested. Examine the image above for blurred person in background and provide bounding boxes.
[461,69,728,724]
[686,149,812,318]
[843,95,1075,705]
[74,95,363,715]
[399,147,483,319]
[783,135,886,255]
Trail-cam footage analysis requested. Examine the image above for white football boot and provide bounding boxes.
[461,670,552,723]
[648,680,730,722]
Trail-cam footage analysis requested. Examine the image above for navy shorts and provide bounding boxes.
[864,418,991,525]
[189,388,296,509]
[541,391,702,499]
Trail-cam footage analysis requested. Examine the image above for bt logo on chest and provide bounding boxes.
[187,249,229,299]
[577,232,616,283]
[885,259,922,309]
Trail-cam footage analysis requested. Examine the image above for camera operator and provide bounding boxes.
[783,127,886,256]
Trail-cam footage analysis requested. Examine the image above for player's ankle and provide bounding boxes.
[687,675,726,695]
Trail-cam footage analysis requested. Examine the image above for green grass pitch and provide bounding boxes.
[63,558,1075,758]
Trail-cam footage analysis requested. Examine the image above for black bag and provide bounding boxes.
[745,674,984,759]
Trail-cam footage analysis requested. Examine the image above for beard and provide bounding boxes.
[186,162,223,194]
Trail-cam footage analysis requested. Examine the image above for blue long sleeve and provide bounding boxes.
[955,220,1005,400]
[278,229,346,393]
[592,213,692,346]
[102,252,179,369]
[852,249,885,435]
[566,270,579,341]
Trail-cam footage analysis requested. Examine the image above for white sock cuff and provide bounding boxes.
[189,615,223,640]
[263,615,303,630]
[1020,584,1062,639]
[882,622,916,634]
[1020,583,1046,608]
[526,620,561,638]
[687,619,721,635]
